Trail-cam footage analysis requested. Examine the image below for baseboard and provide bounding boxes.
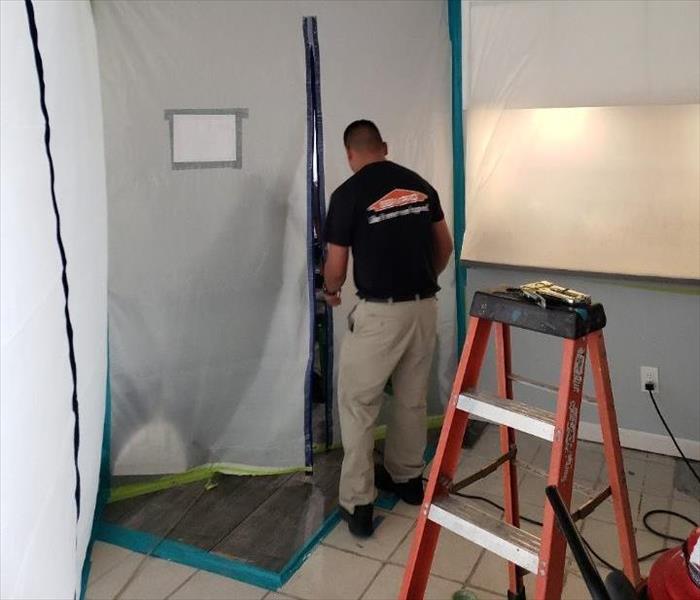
[577,421,700,462]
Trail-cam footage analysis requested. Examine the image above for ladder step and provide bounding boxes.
[429,495,541,574]
[458,391,556,441]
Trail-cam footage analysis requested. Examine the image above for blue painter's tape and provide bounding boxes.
[307,16,334,450]
[95,522,283,591]
[448,0,467,352]
[375,494,399,511]
[303,16,318,469]
[92,465,413,593]
[91,440,437,595]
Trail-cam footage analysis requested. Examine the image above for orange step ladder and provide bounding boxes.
[400,288,642,600]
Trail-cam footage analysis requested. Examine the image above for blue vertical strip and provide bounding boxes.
[302,17,316,468]
[309,19,334,449]
[448,0,467,352]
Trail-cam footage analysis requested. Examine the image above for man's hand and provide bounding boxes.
[324,290,342,307]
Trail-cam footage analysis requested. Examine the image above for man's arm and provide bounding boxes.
[432,219,454,274]
[323,243,349,306]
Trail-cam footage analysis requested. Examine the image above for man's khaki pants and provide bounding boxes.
[338,297,437,512]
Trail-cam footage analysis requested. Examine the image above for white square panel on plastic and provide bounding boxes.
[164,108,247,170]
[172,114,237,164]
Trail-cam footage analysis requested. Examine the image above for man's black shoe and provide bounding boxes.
[374,463,395,493]
[338,503,374,538]
[394,476,424,505]
[374,464,424,505]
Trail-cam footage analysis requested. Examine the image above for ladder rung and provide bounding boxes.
[429,495,541,574]
[458,391,555,441]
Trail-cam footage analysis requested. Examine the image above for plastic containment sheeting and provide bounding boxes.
[94,0,457,477]
[315,0,458,425]
[461,0,700,281]
[94,1,312,475]
[0,1,108,598]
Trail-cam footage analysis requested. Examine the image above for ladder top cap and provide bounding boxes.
[470,288,606,339]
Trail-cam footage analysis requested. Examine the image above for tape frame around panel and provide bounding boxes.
[163,108,249,170]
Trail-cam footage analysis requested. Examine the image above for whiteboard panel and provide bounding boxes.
[462,104,700,280]
[172,114,236,163]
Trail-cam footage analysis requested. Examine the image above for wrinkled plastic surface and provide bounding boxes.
[93,0,456,475]
[1,1,108,597]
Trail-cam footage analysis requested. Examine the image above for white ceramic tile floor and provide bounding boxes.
[571,444,604,484]
[637,494,671,532]
[85,444,697,600]
[562,571,595,600]
[669,496,700,540]
[118,557,196,599]
[591,491,642,524]
[86,552,145,600]
[280,544,382,599]
[642,460,677,497]
[361,564,462,600]
[468,553,544,598]
[616,454,647,492]
[169,570,267,600]
[390,500,421,520]
[515,501,544,536]
[88,542,139,583]
[512,433,544,466]
[389,526,482,582]
[323,510,414,561]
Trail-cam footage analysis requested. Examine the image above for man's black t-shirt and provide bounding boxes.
[324,160,444,299]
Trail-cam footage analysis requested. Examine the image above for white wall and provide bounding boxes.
[93,0,455,475]
[464,0,700,108]
[0,1,108,598]
[459,0,700,455]
[461,0,700,279]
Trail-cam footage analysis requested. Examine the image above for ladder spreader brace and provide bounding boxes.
[399,288,642,600]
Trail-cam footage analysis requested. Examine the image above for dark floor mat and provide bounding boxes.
[674,458,700,497]
[102,449,344,572]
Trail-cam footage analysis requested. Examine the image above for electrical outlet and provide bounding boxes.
[640,366,659,392]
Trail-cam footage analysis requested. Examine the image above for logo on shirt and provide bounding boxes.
[367,188,429,224]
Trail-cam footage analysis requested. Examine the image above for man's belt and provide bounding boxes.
[360,292,436,303]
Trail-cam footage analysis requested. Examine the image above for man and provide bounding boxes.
[323,120,453,537]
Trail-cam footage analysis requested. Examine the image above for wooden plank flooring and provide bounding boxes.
[102,429,437,572]
[103,449,343,571]
[103,480,208,537]
[169,472,295,550]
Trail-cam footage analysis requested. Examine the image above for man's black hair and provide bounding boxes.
[343,120,384,150]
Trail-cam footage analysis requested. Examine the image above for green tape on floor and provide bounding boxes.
[108,463,311,504]
[109,415,445,503]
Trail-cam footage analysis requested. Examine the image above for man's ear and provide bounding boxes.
[382,142,388,157]
[346,147,353,162]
